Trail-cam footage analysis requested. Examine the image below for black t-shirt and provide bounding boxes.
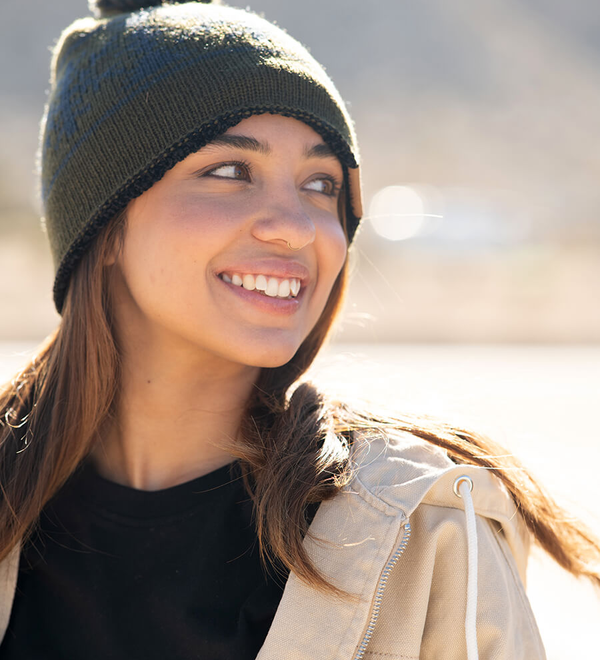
[0,459,289,659]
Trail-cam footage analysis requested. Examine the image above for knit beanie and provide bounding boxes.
[40,0,363,313]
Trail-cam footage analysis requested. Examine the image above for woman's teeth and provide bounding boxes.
[221,273,301,299]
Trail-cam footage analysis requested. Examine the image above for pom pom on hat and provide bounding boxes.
[91,0,216,18]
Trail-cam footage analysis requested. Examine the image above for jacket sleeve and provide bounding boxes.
[363,503,547,660]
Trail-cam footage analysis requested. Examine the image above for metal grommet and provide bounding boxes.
[453,475,474,498]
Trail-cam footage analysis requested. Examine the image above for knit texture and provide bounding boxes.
[40,1,363,313]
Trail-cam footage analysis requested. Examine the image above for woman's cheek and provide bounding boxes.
[326,219,349,277]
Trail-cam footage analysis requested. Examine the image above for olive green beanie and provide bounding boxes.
[40,0,363,313]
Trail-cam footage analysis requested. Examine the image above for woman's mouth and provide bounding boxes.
[218,272,302,300]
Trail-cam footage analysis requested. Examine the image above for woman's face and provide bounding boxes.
[110,113,347,369]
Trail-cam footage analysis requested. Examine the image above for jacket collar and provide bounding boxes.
[257,480,407,660]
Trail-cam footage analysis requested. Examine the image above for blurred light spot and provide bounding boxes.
[368,186,432,241]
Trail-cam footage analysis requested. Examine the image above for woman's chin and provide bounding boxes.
[248,353,299,369]
[237,342,303,369]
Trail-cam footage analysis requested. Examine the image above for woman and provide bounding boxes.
[0,1,598,658]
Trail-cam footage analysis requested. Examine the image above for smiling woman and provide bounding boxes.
[0,1,598,659]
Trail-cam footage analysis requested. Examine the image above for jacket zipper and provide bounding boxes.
[352,521,412,660]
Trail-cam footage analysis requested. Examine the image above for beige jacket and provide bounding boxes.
[258,432,547,659]
[0,432,546,658]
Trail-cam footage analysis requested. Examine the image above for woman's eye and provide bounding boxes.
[205,161,250,180]
[305,176,341,197]
[201,163,340,196]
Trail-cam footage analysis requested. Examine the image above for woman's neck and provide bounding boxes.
[90,345,259,491]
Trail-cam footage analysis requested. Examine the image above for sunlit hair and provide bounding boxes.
[0,181,599,598]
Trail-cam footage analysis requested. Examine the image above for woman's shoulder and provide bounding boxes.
[347,426,531,572]
[349,427,516,511]
[261,427,543,660]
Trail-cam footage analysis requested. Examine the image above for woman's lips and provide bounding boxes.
[215,272,304,315]
[221,272,302,298]
[216,259,310,283]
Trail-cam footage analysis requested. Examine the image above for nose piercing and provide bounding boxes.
[286,241,303,251]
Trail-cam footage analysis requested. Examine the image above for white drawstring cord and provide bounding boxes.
[454,475,479,660]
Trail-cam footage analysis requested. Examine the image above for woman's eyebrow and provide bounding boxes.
[203,134,337,160]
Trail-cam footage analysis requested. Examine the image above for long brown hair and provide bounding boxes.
[1,188,599,599]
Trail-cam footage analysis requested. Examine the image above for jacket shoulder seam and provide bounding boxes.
[348,472,409,518]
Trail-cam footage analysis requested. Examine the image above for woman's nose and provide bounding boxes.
[250,185,316,251]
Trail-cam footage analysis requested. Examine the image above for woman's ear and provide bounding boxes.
[104,247,118,267]
[103,236,123,267]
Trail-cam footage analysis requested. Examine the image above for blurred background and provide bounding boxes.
[1,1,600,657]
